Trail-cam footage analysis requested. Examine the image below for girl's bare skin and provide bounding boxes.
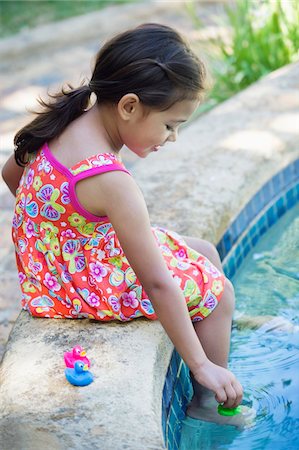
[182,237,256,427]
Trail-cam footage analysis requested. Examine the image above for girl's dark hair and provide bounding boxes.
[14,23,206,166]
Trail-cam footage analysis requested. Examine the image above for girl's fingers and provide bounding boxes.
[222,384,237,408]
[215,388,227,404]
[232,379,243,407]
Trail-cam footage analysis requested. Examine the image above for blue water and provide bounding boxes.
[179,204,299,449]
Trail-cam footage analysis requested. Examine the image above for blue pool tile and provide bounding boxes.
[168,405,178,435]
[276,197,286,218]
[167,426,174,450]
[164,375,174,411]
[251,191,264,215]
[171,403,180,423]
[294,159,299,176]
[257,215,267,236]
[296,183,299,199]
[175,379,183,403]
[168,362,175,382]
[223,232,232,254]
[227,256,236,278]
[162,405,167,440]
[236,254,243,269]
[266,204,277,227]
[180,362,190,380]
[271,173,283,195]
[243,244,251,258]
[282,164,296,186]
[173,350,181,371]
[286,188,296,208]
[235,210,247,235]
[249,223,258,239]
[230,220,239,245]
[172,352,180,375]
[235,244,241,257]
[240,234,249,247]
[173,421,182,449]
[216,239,226,261]
[244,201,255,223]
[169,355,178,381]
[261,182,274,204]
[181,375,191,399]
[252,234,259,246]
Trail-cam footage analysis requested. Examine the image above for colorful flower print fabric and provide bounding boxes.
[12,143,225,321]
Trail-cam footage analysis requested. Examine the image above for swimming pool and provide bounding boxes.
[162,158,299,449]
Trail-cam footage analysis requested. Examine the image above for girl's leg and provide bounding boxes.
[182,236,224,273]
[182,236,231,366]
[182,236,255,425]
[181,237,233,386]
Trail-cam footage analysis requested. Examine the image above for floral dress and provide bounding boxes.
[12,143,225,322]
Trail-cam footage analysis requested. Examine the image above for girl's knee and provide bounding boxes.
[197,239,222,269]
[221,278,235,315]
[202,240,220,260]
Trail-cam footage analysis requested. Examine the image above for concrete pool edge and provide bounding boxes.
[0,62,298,449]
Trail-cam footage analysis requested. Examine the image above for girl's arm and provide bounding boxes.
[98,171,242,408]
[2,154,24,196]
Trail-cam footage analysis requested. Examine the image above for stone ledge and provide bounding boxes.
[0,311,171,450]
[0,62,298,449]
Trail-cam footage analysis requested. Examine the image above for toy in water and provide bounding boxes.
[218,404,242,416]
[64,345,90,368]
[65,360,94,386]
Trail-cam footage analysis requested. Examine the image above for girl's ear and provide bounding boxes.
[117,93,140,121]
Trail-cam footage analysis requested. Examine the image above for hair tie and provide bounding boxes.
[155,61,169,77]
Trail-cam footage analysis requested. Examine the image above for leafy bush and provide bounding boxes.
[190,0,299,111]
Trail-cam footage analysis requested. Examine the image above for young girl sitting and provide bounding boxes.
[2,23,253,427]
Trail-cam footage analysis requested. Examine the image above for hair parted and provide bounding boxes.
[14,23,207,166]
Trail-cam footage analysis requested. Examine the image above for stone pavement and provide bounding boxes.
[0,0,227,359]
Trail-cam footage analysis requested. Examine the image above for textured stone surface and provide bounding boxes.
[0,311,171,450]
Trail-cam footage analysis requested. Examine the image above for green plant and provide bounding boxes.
[189,0,299,109]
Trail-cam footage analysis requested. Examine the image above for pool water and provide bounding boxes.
[179,204,299,449]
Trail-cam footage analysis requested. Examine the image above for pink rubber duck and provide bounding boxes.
[64,345,91,368]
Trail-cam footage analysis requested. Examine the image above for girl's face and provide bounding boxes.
[118,98,199,158]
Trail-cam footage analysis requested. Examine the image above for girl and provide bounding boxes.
[2,23,253,427]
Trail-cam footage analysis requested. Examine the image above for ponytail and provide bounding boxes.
[14,84,91,167]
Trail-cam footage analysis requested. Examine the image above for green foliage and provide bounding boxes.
[191,0,299,111]
[213,0,298,102]
[0,0,137,38]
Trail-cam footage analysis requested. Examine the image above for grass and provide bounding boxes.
[188,0,299,115]
[0,0,138,38]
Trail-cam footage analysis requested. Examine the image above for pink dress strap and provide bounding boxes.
[43,142,131,222]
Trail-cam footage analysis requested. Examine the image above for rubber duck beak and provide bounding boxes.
[80,350,86,357]
[83,364,88,371]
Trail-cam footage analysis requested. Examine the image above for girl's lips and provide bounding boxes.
[152,145,161,152]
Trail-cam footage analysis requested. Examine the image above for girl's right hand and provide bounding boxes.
[193,359,243,409]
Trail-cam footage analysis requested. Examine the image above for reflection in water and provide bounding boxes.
[179,204,299,449]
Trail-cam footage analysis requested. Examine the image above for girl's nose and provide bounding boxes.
[168,129,178,143]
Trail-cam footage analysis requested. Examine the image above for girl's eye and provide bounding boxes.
[166,125,174,132]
